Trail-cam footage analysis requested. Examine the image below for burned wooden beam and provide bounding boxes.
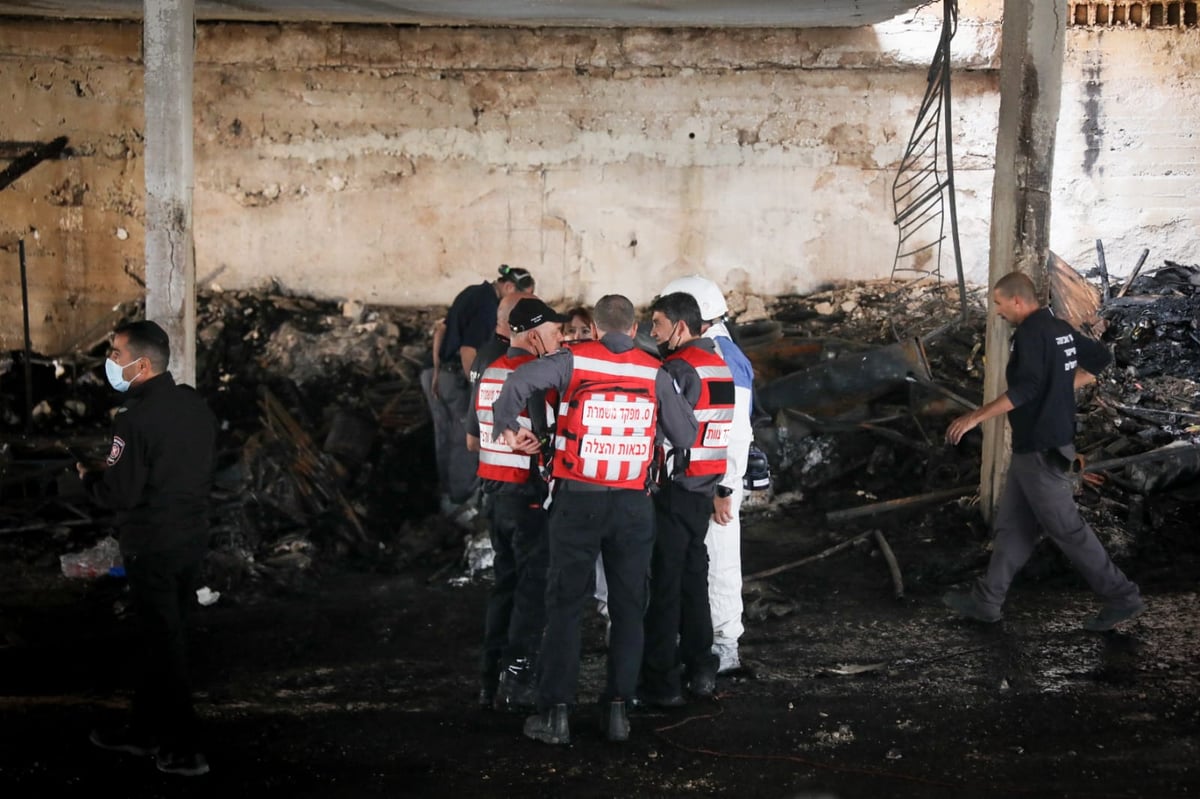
[1115,249,1150,300]
[826,485,976,524]
[744,528,877,580]
[1082,442,1200,476]
[873,529,904,599]
[0,137,70,192]
[1095,239,1111,301]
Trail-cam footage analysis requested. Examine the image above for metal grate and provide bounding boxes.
[1068,1,1200,27]
[891,0,967,323]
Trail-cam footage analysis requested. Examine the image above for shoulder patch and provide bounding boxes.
[106,435,126,466]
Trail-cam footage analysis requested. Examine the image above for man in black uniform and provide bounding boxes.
[422,265,535,514]
[491,295,698,745]
[79,320,217,776]
[943,272,1145,631]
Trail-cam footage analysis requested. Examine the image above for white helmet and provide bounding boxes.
[660,274,728,321]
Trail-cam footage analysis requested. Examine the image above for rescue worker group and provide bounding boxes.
[421,269,758,745]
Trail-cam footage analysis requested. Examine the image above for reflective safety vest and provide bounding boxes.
[554,341,660,490]
[475,352,553,484]
[664,344,735,478]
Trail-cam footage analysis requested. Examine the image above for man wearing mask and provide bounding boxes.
[641,292,735,705]
[79,320,217,777]
[491,295,698,745]
[659,275,755,673]
[467,298,568,710]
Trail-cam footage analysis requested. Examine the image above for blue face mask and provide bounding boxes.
[105,357,142,392]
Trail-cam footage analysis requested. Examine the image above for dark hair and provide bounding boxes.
[650,292,703,336]
[565,306,594,327]
[994,271,1038,303]
[113,320,170,372]
[593,295,636,334]
[497,264,536,292]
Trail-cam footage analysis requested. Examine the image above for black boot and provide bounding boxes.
[603,700,630,742]
[524,704,570,745]
[495,659,538,712]
[688,664,718,698]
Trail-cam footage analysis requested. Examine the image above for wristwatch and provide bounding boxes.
[715,485,734,498]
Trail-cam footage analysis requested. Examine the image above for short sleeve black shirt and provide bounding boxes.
[1005,307,1111,453]
[439,281,498,363]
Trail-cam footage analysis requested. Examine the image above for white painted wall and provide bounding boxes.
[1053,27,1200,279]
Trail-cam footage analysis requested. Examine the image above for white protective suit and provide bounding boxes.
[704,321,753,662]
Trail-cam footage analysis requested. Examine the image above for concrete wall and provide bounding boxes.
[0,11,1002,353]
[0,6,1195,355]
[1052,27,1200,277]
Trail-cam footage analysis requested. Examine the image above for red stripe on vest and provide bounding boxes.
[554,341,660,490]
[665,345,735,478]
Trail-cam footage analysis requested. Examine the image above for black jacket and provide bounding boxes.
[83,371,218,554]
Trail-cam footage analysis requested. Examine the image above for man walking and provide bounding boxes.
[943,272,1145,631]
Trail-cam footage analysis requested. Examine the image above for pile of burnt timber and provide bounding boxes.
[740,269,1197,587]
[1,286,459,593]
[2,270,1196,594]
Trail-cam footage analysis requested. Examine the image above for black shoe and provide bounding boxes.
[635,691,686,709]
[1083,599,1147,632]
[89,726,158,758]
[688,665,718,698]
[155,749,210,777]
[603,700,630,742]
[942,590,1002,623]
[524,704,570,745]
[495,666,538,712]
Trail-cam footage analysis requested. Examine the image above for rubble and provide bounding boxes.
[0,263,1196,596]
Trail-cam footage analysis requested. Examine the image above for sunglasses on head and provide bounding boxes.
[498,264,535,290]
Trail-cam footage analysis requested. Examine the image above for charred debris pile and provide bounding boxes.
[2,265,1198,595]
[742,263,1199,589]
[1,286,457,592]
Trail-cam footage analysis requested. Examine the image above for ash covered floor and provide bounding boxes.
[0,501,1197,797]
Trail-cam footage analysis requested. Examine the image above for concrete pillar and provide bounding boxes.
[979,0,1066,519]
[143,0,195,385]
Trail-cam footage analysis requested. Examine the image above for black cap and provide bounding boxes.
[497,264,535,290]
[509,298,569,333]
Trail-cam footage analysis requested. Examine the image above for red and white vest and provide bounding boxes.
[663,345,735,478]
[475,352,553,484]
[554,341,660,490]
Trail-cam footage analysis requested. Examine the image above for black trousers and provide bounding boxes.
[480,489,550,685]
[537,485,654,710]
[642,481,718,696]
[123,541,206,751]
